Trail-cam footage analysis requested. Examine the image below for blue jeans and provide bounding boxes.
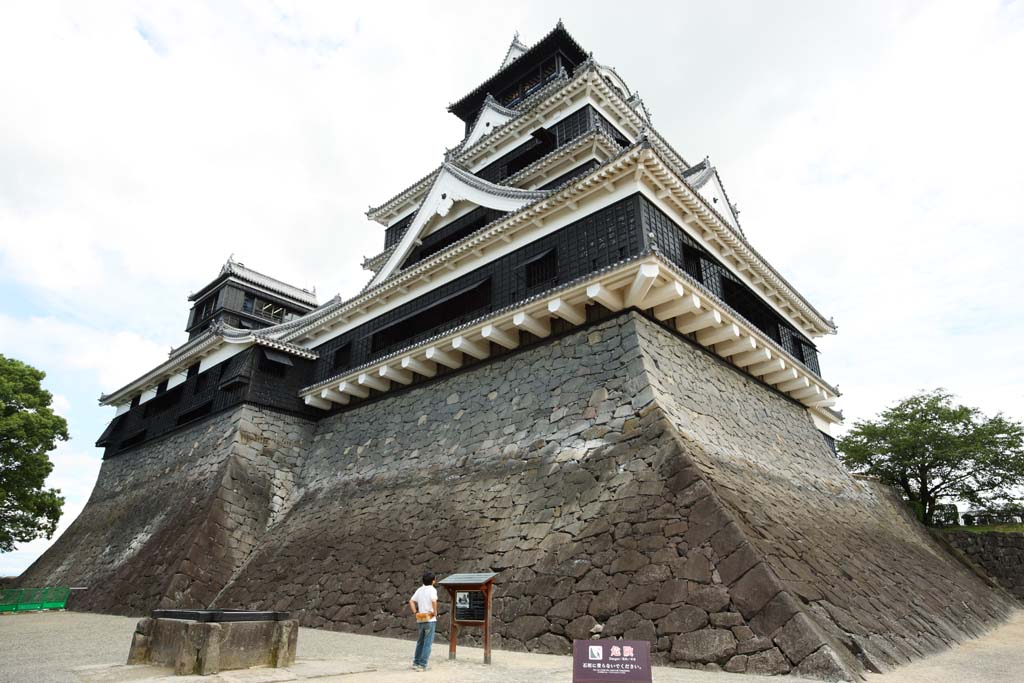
[413,621,436,667]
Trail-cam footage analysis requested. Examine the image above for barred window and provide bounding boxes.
[332,343,352,372]
[524,249,558,290]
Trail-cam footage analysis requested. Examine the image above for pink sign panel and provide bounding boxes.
[572,640,652,682]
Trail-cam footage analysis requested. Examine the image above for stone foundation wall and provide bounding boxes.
[18,405,314,613]
[631,317,1014,675]
[945,532,1024,600]
[22,312,1016,679]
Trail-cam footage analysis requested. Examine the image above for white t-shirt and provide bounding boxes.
[411,585,438,622]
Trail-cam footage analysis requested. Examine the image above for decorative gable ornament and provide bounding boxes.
[368,162,551,287]
[500,32,528,69]
[461,95,519,149]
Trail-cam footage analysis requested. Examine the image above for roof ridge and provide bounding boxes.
[447,20,589,114]
[499,31,529,69]
[191,257,318,307]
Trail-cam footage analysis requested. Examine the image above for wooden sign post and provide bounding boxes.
[438,572,496,664]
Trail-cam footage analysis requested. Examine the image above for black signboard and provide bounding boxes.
[572,640,651,682]
[454,590,486,621]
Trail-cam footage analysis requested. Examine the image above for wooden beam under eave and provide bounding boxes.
[792,385,823,400]
[452,336,490,360]
[733,347,772,368]
[586,283,624,312]
[778,377,810,393]
[339,381,369,399]
[321,388,349,405]
[716,336,756,357]
[749,358,786,377]
[513,311,551,338]
[640,281,685,309]
[653,294,701,321]
[624,264,660,308]
[764,368,799,385]
[358,372,389,392]
[481,324,519,350]
[697,324,740,347]
[676,310,722,335]
[426,346,462,369]
[548,298,586,325]
[380,365,413,385]
[305,395,332,410]
[401,356,437,378]
[805,398,837,408]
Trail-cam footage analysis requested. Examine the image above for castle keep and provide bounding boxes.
[21,24,1015,680]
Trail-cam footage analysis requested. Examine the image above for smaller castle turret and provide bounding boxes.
[185,257,317,339]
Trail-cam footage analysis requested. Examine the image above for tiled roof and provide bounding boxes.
[447,20,588,117]
[190,257,317,308]
[99,321,319,404]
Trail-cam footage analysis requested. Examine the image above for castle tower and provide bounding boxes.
[23,23,1014,680]
[185,257,317,339]
[91,21,840,458]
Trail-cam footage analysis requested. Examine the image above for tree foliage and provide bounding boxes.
[0,354,68,553]
[838,389,1024,526]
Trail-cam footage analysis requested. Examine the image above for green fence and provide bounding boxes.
[0,586,70,612]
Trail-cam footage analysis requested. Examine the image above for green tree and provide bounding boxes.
[838,389,1024,526]
[0,354,68,553]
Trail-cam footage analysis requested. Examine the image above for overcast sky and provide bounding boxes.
[1,1,1022,575]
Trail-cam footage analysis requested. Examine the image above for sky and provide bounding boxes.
[1,1,1022,575]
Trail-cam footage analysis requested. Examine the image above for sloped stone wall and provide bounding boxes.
[22,312,1017,679]
[946,532,1024,600]
[630,316,1015,675]
[18,406,313,613]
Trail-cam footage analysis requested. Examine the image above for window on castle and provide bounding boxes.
[144,385,181,418]
[194,370,209,394]
[260,302,285,323]
[332,343,352,373]
[523,249,558,291]
[195,296,216,322]
[721,278,780,344]
[370,277,492,353]
[242,293,255,313]
[259,349,292,378]
[506,127,556,176]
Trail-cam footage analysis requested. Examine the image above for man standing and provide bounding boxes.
[409,571,438,672]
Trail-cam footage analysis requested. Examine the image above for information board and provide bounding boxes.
[454,590,486,621]
[572,640,651,683]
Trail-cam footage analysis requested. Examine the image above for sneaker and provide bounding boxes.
[412,664,421,670]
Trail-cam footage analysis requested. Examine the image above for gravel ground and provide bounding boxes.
[1,610,1022,683]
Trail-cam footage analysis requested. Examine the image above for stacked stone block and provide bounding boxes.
[18,406,313,613]
[946,532,1024,600]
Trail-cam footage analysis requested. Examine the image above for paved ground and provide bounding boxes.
[1,610,1022,683]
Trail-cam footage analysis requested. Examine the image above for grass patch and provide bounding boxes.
[940,523,1024,534]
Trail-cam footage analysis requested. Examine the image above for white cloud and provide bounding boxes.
[1,1,1022,573]
[0,315,168,393]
